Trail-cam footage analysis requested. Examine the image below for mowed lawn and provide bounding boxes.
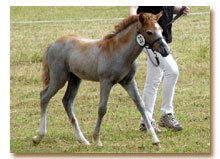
[10,6,210,153]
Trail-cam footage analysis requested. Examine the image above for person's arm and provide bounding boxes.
[174,6,190,15]
[128,6,138,16]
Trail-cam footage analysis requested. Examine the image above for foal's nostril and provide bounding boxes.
[163,47,170,57]
[164,48,168,53]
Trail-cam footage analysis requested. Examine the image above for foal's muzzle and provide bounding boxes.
[158,45,170,57]
[152,38,170,57]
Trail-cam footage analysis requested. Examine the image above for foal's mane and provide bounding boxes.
[104,15,138,39]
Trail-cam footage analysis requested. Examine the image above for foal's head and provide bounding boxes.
[137,12,170,57]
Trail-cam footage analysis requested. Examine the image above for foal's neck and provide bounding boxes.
[117,22,143,65]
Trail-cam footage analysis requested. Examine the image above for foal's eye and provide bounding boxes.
[146,30,153,35]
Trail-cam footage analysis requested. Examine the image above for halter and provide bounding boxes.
[136,23,163,66]
[136,23,164,50]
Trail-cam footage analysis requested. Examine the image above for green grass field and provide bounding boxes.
[10,6,210,153]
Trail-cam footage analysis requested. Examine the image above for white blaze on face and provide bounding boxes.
[155,29,163,38]
[154,23,160,30]
[161,38,167,44]
[154,23,163,39]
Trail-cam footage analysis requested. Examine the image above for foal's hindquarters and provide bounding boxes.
[33,40,93,145]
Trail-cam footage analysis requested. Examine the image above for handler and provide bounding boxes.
[128,6,190,133]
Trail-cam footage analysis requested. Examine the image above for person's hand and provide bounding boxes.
[174,6,190,15]
[183,7,190,16]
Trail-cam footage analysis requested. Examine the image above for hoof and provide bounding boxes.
[152,142,161,148]
[33,136,41,145]
[94,140,103,147]
[32,135,44,145]
[80,140,90,146]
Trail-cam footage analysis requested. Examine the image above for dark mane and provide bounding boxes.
[104,15,138,39]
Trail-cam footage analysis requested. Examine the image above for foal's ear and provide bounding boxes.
[156,11,163,21]
[139,13,145,23]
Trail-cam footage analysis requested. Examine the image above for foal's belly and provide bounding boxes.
[72,68,99,81]
[68,53,99,81]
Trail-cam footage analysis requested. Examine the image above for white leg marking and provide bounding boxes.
[148,127,160,145]
[70,118,90,145]
[33,112,47,144]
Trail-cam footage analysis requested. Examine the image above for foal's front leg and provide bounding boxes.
[93,80,112,146]
[120,78,160,146]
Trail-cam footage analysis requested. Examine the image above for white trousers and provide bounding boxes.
[141,48,179,122]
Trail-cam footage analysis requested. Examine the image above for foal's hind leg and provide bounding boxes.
[62,73,90,145]
[33,71,68,144]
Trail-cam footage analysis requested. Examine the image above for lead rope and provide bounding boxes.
[166,6,186,26]
[146,49,160,67]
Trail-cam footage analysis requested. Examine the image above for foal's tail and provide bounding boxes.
[41,46,50,88]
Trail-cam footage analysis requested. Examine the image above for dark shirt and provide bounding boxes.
[137,6,174,43]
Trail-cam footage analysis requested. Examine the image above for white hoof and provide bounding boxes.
[80,139,90,146]
[152,142,161,148]
[33,135,44,144]
[94,140,103,146]
[150,135,160,144]
[148,127,160,144]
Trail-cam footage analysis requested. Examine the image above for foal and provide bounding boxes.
[33,11,170,147]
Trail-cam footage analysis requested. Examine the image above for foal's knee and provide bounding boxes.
[98,106,107,117]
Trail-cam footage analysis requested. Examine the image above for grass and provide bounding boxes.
[10,6,210,154]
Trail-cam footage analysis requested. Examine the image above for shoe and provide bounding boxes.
[158,113,183,131]
[139,123,147,131]
[139,119,164,133]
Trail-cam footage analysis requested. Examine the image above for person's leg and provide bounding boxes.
[140,49,163,132]
[141,49,182,131]
[142,49,163,120]
[157,53,179,115]
[155,52,183,131]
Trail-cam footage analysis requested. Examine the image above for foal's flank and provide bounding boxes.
[33,12,167,147]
